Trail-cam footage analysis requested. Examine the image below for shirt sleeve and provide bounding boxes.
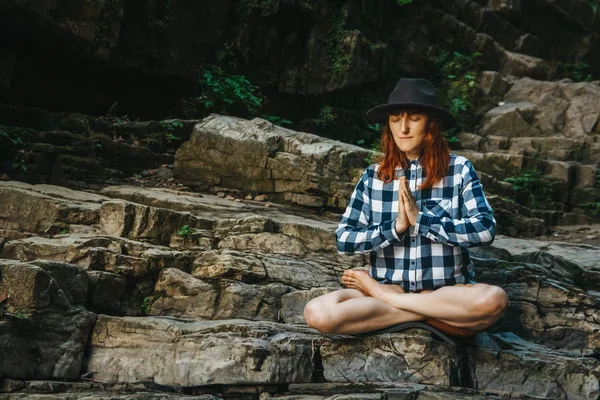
[414,160,496,247]
[335,169,404,255]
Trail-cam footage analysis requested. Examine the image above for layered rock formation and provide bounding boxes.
[1,174,599,398]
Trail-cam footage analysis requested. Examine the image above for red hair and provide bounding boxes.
[374,109,450,190]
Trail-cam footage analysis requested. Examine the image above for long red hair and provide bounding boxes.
[374,109,450,190]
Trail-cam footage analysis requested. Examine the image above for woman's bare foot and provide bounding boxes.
[342,270,406,301]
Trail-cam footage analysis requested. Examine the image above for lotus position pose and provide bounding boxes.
[304,78,509,337]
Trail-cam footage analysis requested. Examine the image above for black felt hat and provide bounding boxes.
[366,78,456,129]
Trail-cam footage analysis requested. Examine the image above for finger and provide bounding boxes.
[401,190,410,209]
[403,190,415,211]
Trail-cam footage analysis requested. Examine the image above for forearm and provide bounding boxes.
[415,212,496,247]
[336,219,402,254]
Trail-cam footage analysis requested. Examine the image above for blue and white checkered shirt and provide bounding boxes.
[335,154,495,292]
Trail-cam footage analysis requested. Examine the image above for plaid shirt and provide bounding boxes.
[335,154,495,293]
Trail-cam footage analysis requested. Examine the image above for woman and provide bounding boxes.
[304,78,509,336]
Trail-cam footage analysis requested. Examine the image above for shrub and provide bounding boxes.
[504,169,559,208]
[197,66,263,116]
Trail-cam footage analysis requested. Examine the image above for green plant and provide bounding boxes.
[396,0,413,5]
[198,66,264,116]
[10,309,29,319]
[504,169,559,208]
[140,296,157,315]
[263,115,293,126]
[363,140,381,166]
[326,18,352,74]
[315,106,338,128]
[579,201,600,216]
[59,228,69,235]
[160,120,184,143]
[177,225,193,239]
[562,62,594,82]
[11,160,27,173]
[434,50,483,136]
[0,126,24,146]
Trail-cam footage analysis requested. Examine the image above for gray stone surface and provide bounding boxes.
[85,316,324,386]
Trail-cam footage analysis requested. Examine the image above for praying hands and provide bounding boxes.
[395,175,418,235]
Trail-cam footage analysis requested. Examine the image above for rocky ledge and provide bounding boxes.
[0,177,599,399]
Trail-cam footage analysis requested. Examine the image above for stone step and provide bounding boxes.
[0,380,553,399]
[0,181,104,235]
[81,315,600,399]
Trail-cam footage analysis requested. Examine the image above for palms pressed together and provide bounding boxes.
[341,176,421,301]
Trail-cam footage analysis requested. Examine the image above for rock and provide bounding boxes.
[150,268,218,319]
[0,262,59,310]
[86,271,127,315]
[28,260,88,306]
[214,280,293,321]
[468,332,600,399]
[479,102,539,138]
[475,256,600,355]
[218,232,311,257]
[319,331,462,385]
[500,51,558,80]
[0,307,97,380]
[192,249,268,283]
[281,287,337,324]
[99,200,213,246]
[84,316,324,386]
[174,115,371,209]
[150,267,294,322]
[0,262,96,380]
[0,182,101,234]
[491,236,600,290]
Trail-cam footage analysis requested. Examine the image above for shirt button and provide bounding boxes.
[411,261,415,265]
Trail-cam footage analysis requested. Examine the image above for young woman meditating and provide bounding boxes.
[304,78,509,337]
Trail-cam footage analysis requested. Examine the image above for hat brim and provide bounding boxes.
[366,102,456,130]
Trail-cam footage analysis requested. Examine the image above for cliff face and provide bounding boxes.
[2,0,600,122]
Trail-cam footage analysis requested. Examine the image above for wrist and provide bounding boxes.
[394,219,408,235]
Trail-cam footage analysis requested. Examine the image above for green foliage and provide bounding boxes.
[396,0,413,5]
[587,0,600,13]
[315,106,338,128]
[198,66,263,116]
[562,62,594,82]
[11,309,29,319]
[579,201,600,214]
[160,121,184,143]
[504,169,559,208]
[436,51,483,135]
[177,224,193,239]
[59,228,69,235]
[140,296,159,315]
[361,137,381,166]
[326,18,352,75]
[263,115,294,127]
[1,125,29,173]
[0,126,24,146]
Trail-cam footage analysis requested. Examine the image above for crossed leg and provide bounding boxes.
[304,270,509,335]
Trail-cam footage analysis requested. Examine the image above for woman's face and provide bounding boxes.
[388,110,429,160]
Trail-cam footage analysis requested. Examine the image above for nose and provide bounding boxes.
[400,116,410,134]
